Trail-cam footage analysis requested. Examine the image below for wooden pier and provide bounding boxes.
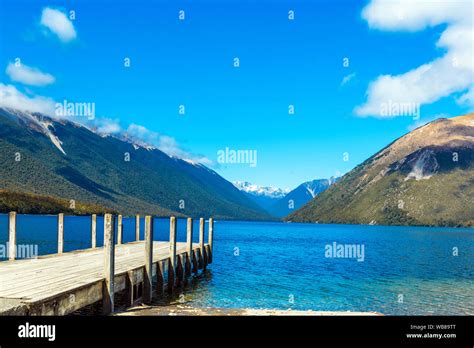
[0,213,214,315]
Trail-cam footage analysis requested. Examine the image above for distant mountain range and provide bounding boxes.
[270,178,338,217]
[287,114,474,227]
[234,178,337,217]
[232,181,289,213]
[0,107,271,220]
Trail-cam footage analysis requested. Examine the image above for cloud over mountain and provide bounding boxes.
[0,83,55,114]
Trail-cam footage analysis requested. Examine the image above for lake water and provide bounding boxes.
[0,215,473,315]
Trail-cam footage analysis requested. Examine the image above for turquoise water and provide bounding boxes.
[0,215,473,315]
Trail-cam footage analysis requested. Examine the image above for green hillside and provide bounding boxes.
[0,107,271,220]
[0,190,113,215]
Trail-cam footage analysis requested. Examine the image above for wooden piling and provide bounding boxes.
[102,213,115,314]
[135,215,140,241]
[125,271,135,307]
[199,218,206,270]
[192,249,198,274]
[8,212,16,261]
[185,218,193,277]
[156,261,164,296]
[91,214,97,249]
[168,216,177,293]
[57,213,64,254]
[117,215,123,245]
[143,215,154,304]
[176,255,184,287]
[208,218,214,264]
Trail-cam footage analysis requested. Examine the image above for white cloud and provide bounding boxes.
[456,86,474,108]
[340,72,356,87]
[6,62,55,86]
[355,0,473,117]
[92,118,121,134]
[126,124,212,165]
[0,83,56,114]
[40,7,77,42]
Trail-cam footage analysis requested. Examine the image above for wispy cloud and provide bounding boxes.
[40,7,77,42]
[6,62,55,86]
[456,87,474,109]
[125,124,212,165]
[91,118,121,134]
[355,0,473,118]
[340,73,356,87]
[0,83,55,114]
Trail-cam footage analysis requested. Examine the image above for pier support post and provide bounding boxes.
[8,212,16,261]
[176,254,184,287]
[135,215,140,241]
[199,218,206,270]
[208,218,214,264]
[185,218,193,277]
[192,249,198,274]
[57,213,64,254]
[91,214,97,248]
[117,215,123,245]
[125,271,135,307]
[143,215,154,304]
[103,213,115,314]
[156,260,164,296]
[168,216,177,293]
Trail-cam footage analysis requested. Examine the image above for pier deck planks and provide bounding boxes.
[0,241,205,315]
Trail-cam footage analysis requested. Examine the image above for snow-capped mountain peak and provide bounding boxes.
[233,181,289,199]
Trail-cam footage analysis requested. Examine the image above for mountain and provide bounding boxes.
[287,114,474,227]
[232,179,336,218]
[233,181,289,212]
[271,178,337,217]
[0,107,271,220]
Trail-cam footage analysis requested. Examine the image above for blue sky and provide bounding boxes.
[0,0,472,189]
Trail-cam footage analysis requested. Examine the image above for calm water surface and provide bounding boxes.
[0,215,472,315]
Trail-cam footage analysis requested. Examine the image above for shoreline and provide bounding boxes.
[115,303,382,316]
